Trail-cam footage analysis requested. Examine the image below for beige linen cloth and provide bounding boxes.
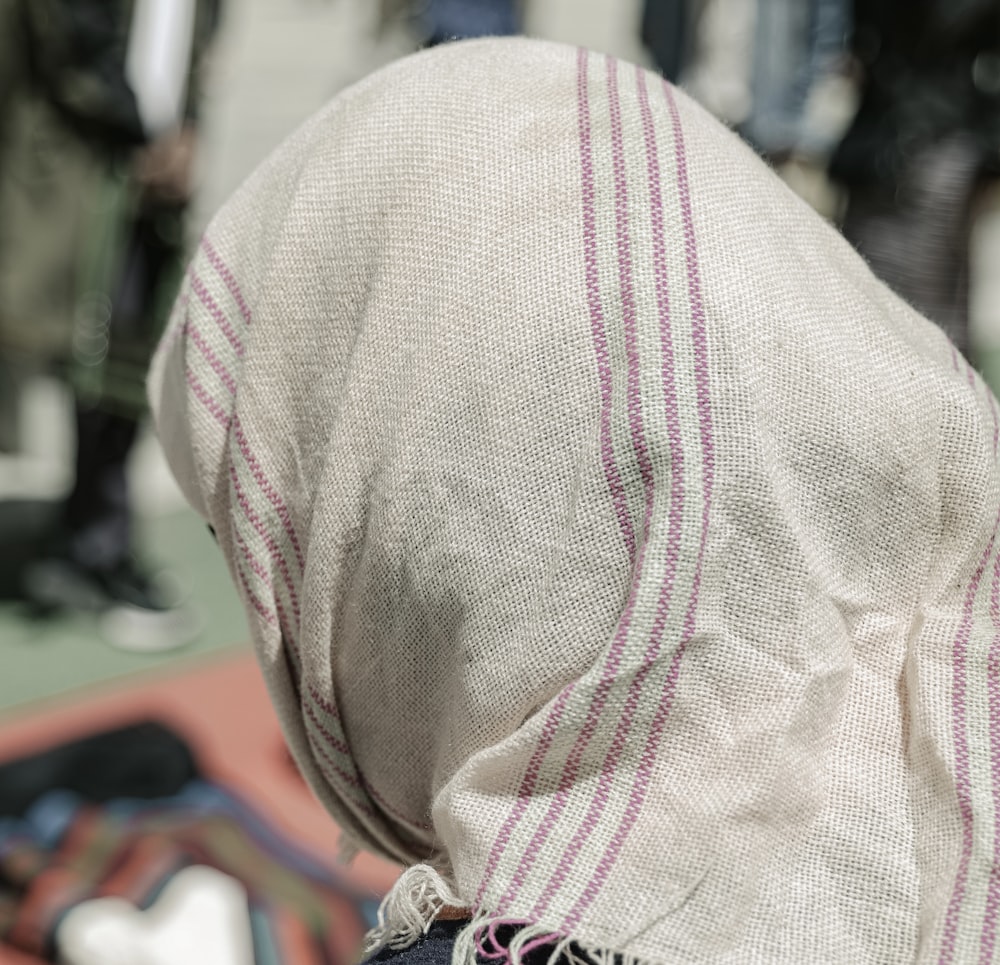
[149,37,1000,965]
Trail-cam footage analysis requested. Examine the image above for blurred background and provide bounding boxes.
[0,0,998,961]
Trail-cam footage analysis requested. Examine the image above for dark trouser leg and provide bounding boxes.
[641,0,688,82]
[62,403,138,571]
[840,136,982,357]
[57,201,173,571]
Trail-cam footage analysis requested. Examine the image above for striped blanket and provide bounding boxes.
[0,782,375,962]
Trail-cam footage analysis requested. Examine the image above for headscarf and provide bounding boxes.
[149,37,1000,965]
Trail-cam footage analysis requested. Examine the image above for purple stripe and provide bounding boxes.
[940,512,1000,963]
[485,51,655,918]
[307,686,346,728]
[664,86,714,490]
[312,739,370,806]
[304,700,424,828]
[236,568,277,627]
[306,685,431,834]
[513,52,658,917]
[304,707,383,824]
[306,688,432,832]
[472,685,576,909]
[530,62,689,922]
[978,553,1000,962]
[305,686,352,757]
[190,270,245,357]
[579,47,636,556]
[473,46,632,911]
[187,320,237,396]
[232,415,306,573]
[304,702,361,784]
[228,463,302,626]
[560,78,715,933]
[185,367,232,429]
[201,236,252,327]
[577,50,636,560]
[233,529,297,664]
[303,714,377,819]
[234,528,274,595]
[608,58,655,500]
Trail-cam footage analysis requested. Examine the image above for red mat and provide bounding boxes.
[0,650,401,965]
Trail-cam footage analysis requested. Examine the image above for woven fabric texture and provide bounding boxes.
[149,37,1000,965]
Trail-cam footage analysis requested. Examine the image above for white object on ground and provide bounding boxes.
[55,865,255,965]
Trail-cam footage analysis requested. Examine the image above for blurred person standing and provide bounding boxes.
[741,0,851,163]
[0,0,221,650]
[829,0,1000,359]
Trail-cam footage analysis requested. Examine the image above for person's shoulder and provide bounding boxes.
[365,921,467,965]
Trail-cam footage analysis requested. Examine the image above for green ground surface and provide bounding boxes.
[0,507,249,714]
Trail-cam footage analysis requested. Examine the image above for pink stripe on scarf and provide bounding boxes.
[559,78,715,933]
[529,62,690,924]
[302,688,396,830]
[304,702,363,788]
[234,529,296,662]
[236,569,278,627]
[232,414,306,573]
[187,320,237,396]
[483,51,656,917]
[227,463,302,626]
[201,236,253,327]
[472,686,576,909]
[609,58,655,499]
[307,679,436,833]
[473,46,632,911]
[312,739,369,802]
[305,687,352,757]
[307,686,344,725]
[577,50,636,561]
[579,46,636,556]
[940,512,1000,964]
[190,270,245,357]
[978,552,1000,962]
[185,366,232,430]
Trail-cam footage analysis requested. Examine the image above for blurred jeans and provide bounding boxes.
[742,0,849,157]
[420,0,519,42]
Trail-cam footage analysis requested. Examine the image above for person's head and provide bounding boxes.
[150,38,1000,965]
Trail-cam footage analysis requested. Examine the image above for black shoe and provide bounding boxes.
[22,554,200,652]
